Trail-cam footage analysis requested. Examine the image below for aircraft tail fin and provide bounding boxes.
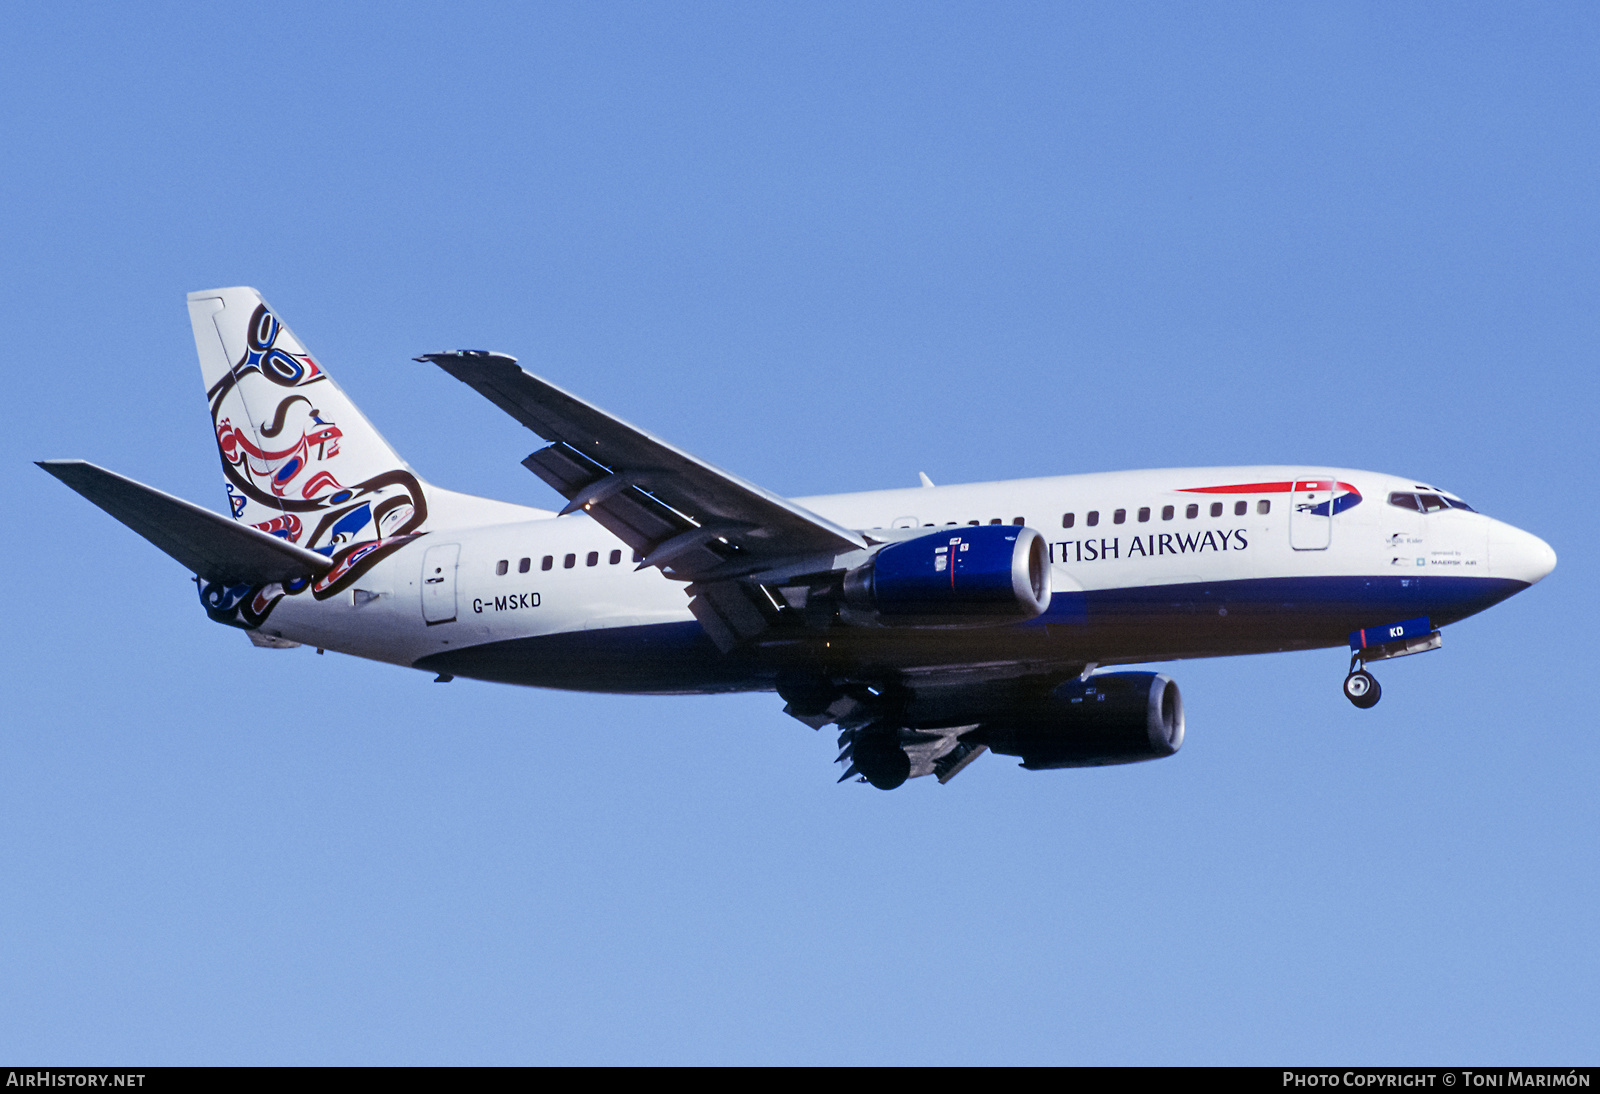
[187,287,431,553]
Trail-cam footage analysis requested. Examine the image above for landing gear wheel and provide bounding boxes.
[1343,670,1381,709]
[851,731,911,790]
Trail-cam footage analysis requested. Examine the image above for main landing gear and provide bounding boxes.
[1343,660,1381,709]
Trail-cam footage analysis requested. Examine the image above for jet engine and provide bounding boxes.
[969,672,1184,768]
[840,525,1051,625]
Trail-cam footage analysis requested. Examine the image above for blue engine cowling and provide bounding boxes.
[842,524,1052,624]
[968,672,1185,768]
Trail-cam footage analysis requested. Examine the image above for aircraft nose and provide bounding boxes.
[1489,521,1557,586]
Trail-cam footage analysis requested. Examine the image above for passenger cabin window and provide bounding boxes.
[541,555,553,571]
[563,553,576,569]
[1138,507,1150,522]
[1234,501,1247,516]
[1113,509,1126,524]
[495,560,508,576]
[989,518,1002,525]
[1258,500,1270,514]
[1162,505,1174,521]
[1012,517,1025,525]
[1086,511,1099,527]
[518,557,530,573]
[610,549,622,565]
[1062,513,1075,529]
[1210,502,1223,518]
[1185,504,1199,519]
[586,551,599,566]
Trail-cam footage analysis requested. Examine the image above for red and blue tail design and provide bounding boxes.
[187,287,433,623]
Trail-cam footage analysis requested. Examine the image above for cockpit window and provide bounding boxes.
[1389,491,1477,514]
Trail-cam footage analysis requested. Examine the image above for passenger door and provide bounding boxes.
[1288,479,1333,550]
[421,542,460,625]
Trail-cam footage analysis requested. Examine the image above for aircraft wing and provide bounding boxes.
[37,460,334,586]
[418,351,868,582]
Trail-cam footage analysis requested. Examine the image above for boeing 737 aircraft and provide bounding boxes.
[39,287,1557,788]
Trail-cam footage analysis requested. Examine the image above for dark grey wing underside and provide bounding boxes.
[418,351,863,567]
[37,459,333,585]
[419,351,869,648]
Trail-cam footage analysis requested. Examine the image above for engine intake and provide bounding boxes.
[841,525,1051,625]
[971,672,1184,768]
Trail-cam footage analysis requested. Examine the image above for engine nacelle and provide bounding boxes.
[971,672,1184,768]
[841,525,1052,625]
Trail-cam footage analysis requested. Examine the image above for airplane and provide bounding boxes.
[38,286,1557,789]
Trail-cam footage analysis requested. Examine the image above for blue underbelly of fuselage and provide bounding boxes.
[412,574,1527,694]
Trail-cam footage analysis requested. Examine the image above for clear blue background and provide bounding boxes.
[2,1,1594,1064]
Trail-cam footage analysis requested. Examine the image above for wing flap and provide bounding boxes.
[521,443,701,562]
[38,460,334,585]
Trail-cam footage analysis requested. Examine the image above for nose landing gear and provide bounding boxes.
[1343,617,1443,710]
[1343,661,1381,709]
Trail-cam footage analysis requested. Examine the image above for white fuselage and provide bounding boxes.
[245,465,1554,692]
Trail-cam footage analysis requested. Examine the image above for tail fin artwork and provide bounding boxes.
[177,286,441,627]
[187,287,430,553]
[40,287,549,636]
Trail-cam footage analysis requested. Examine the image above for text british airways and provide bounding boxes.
[1052,528,1249,564]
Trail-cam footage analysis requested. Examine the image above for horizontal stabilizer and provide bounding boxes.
[37,460,335,585]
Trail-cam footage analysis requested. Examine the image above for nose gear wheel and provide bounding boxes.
[1343,668,1381,709]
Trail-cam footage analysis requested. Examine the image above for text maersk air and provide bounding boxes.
[1053,528,1249,564]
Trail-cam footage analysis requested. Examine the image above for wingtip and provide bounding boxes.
[414,349,519,366]
[36,459,85,477]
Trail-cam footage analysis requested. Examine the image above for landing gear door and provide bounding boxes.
[1289,479,1333,550]
[421,542,460,624]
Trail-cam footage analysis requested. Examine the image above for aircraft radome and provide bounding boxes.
[39,287,1557,789]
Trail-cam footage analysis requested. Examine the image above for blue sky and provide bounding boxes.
[3,1,1596,1063]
